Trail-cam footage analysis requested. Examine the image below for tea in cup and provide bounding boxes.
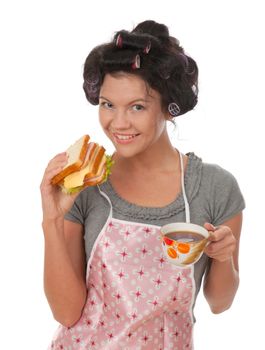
[160,222,209,267]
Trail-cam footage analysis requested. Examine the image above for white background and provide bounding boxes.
[0,0,264,349]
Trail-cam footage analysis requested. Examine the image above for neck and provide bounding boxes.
[112,130,180,174]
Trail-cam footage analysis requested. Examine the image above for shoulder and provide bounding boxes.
[66,185,107,223]
[188,154,245,225]
[77,185,101,202]
[76,185,108,211]
[201,161,237,184]
[201,160,240,194]
[187,152,238,190]
[187,152,244,204]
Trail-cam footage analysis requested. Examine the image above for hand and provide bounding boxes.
[40,152,78,221]
[203,223,237,262]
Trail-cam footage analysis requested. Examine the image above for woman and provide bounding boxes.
[41,20,245,349]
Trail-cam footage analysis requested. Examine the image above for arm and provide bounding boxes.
[41,153,87,327]
[43,218,87,327]
[203,212,243,313]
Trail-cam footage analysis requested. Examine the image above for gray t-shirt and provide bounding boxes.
[65,153,245,312]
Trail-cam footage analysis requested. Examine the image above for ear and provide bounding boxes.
[165,111,176,126]
[165,111,173,122]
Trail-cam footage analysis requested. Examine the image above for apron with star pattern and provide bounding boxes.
[49,153,195,350]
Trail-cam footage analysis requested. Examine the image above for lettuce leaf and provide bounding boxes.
[103,154,115,182]
[60,185,83,195]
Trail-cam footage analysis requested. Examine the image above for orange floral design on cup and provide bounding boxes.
[160,222,209,267]
[177,243,190,254]
[167,247,178,259]
[163,237,174,246]
[163,237,191,256]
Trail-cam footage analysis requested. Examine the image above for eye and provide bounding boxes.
[132,104,144,111]
[100,101,113,109]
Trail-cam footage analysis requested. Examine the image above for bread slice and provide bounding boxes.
[83,144,106,179]
[63,143,106,190]
[51,135,90,185]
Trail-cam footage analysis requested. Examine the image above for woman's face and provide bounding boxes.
[99,73,168,158]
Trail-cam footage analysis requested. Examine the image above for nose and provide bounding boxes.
[111,109,131,130]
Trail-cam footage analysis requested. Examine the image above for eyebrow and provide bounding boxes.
[99,96,151,104]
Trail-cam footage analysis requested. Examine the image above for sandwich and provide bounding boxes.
[51,134,113,194]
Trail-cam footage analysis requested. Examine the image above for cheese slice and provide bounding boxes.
[63,144,105,189]
[84,154,106,185]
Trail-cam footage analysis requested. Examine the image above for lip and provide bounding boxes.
[112,132,140,144]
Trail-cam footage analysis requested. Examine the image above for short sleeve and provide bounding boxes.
[206,165,245,226]
[64,192,85,225]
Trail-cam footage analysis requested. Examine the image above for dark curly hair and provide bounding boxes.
[83,20,198,117]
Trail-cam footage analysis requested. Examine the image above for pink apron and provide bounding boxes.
[49,154,196,349]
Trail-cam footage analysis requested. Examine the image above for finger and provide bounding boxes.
[205,240,235,257]
[207,231,220,242]
[47,166,65,181]
[45,155,68,176]
[204,222,215,231]
[41,166,65,189]
[52,151,68,160]
[208,234,234,250]
[48,152,68,166]
[208,226,231,242]
[204,222,215,237]
[204,222,219,242]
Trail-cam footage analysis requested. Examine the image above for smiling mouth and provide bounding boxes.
[114,133,140,140]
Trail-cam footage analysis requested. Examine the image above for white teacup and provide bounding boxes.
[160,222,209,267]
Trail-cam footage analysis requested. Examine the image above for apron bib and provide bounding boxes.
[49,153,196,350]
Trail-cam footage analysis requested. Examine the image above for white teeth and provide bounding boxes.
[115,134,137,140]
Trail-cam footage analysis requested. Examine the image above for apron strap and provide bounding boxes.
[179,151,190,223]
[97,185,113,220]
